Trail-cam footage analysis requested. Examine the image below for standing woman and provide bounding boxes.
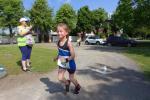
[76,32,82,47]
[17,18,34,71]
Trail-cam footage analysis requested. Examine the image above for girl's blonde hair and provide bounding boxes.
[57,23,70,33]
[57,23,70,38]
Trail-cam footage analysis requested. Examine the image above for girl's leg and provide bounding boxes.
[69,73,81,94]
[58,68,70,92]
[79,41,81,46]
[58,68,68,84]
[76,41,79,47]
[69,73,78,86]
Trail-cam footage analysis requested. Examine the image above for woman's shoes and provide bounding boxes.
[27,62,31,68]
[22,68,30,72]
[21,66,30,72]
[27,65,31,69]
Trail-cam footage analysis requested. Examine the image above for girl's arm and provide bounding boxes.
[53,55,59,62]
[67,41,75,61]
[53,44,59,62]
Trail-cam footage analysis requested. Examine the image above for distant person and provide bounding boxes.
[17,17,34,71]
[76,32,83,47]
[53,23,81,94]
[76,36,81,47]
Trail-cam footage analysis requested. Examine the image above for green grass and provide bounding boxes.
[0,45,57,75]
[124,43,150,79]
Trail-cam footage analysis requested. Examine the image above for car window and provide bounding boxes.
[95,36,100,39]
[89,37,95,39]
[92,37,96,39]
[116,37,121,40]
[88,37,93,39]
[108,35,114,39]
[118,37,124,40]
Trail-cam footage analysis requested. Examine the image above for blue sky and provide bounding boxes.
[23,0,119,14]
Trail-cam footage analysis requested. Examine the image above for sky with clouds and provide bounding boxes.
[23,0,119,14]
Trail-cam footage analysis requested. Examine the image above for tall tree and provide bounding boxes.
[91,8,108,33]
[55,3,77,33]
[133,0,150,38]
[112,0,134,36]
[76,6,92,35]
[30,0,53,42]
[0,0,24,37]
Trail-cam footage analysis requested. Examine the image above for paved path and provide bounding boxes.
[0,45,150,100]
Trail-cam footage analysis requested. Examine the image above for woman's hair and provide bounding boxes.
[57,23,70,38]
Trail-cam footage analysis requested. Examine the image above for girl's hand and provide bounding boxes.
[53,57,58,62]
[59,57,66,63]
[65,58,69,63]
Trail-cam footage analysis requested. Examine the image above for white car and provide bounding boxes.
[85,36,105,45]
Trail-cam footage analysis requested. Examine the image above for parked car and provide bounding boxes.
[106,35,137,47]
[85,36,105,45]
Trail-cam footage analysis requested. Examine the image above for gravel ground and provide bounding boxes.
[0,44,150,100]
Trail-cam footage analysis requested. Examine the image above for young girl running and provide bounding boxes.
[54,23,81,94]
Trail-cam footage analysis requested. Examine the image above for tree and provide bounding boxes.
[55,3,77,34]
[112,0,134,37]
[30,0,53,42]
[133,0,150,38]
[0,0,24,37]
[24,10,30,18]
[112,0,150,38]
[76,6,93,36]
[91,8,108,33]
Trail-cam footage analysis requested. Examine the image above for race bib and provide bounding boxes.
[57,58,70,69]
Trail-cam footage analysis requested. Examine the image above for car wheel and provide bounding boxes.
[96,41,100,45]
[85,41,89,45]
[127,43,132,47]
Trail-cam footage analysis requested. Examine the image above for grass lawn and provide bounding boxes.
[124,41,150,79]
[0,45,57,75]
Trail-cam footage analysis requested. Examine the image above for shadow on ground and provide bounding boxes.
[40,78,64,94]
[84,44,150,57]
[84,45,150,79]
[16,60,21,67]
[84,45,125,53]
[41,64,150,100]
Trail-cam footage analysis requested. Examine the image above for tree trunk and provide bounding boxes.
[8,25,13,44]
[37,28,43,43]
[43,24,49,43]
[82,32,85,41]
[44,33,50,42]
